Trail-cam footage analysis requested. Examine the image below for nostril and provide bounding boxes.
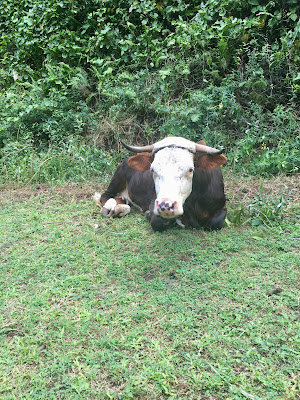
[158,201,167,209]
[156,200,177,212]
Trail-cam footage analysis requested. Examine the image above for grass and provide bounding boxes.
[0,176,299,400]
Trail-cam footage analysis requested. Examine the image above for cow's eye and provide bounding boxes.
[189,168,194,173]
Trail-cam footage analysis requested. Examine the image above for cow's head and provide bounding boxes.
[123,137,226,219]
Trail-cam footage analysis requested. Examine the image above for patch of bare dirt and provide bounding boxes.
[224,172,300,206]
[0,182,105,203]
[0,173,299,207]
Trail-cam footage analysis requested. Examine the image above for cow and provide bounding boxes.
[94,137,227,232]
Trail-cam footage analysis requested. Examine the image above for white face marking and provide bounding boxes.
[151,146,195,216]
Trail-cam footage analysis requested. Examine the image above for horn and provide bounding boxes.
[195,143,224,155]
[121,140,154,153]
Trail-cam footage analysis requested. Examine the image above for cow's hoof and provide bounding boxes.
[113,204,131,218]
[101,198,117,217]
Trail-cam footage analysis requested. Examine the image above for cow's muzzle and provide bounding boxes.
[154,199,182,219]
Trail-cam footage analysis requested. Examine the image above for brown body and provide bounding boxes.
[100,151,227,232]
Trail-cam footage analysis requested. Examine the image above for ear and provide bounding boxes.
[195,154,227,170]
[128,152,153,171]
[197,139,207,145]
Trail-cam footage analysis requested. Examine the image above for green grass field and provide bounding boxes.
[0,176,299,400]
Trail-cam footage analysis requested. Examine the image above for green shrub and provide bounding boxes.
[0,138,115,184]
[248,185,288,227]
[226,185,290,228]
[0,65,95,148]
[231,105,299,176]
[0,0,299,182]
[226,203,246,227]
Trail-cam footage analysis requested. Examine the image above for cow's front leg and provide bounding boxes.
[101,198,117,217]
[112,204,131,218]
[93,193,116,217]
[93,193,131,218]
[102,199,131,218]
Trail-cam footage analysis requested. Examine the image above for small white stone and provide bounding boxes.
[92,192,101,206]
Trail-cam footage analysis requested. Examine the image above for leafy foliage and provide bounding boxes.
[0,138,115,184]
[232,106,300,175]
[0,0,299,180]
[248,184,288,227]
[226,183,292,229]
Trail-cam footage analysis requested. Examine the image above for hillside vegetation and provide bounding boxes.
[0,0,299,183]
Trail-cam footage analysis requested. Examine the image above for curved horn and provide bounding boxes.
[121,140,154,153]
[195,143,224,155]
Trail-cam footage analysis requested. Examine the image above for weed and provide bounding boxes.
[0,138,116,184]
[248,185,288,228]
[225,179,293,229]
[225,203,247,227]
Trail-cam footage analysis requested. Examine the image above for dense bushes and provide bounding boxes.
[0,137,116,184]
[0,66,94,145]
[0,0,299,182]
